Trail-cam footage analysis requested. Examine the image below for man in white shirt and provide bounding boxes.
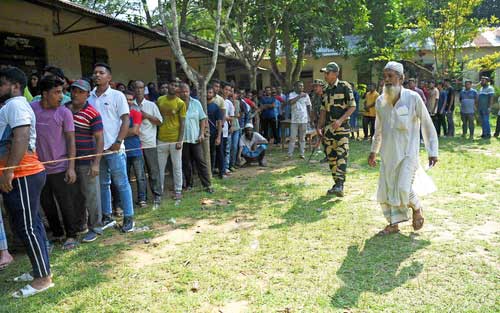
[222,82,235,175]
[87,63,135,233]
[368,61,438,235]
[288,81,311,159]
[133,80,163,207]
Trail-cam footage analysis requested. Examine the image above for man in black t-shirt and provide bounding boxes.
[444,79,455,137]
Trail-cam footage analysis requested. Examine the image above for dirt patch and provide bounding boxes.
[482,168,500,184]
[423,222,460,243]
[465,221,500,242]
[122,249,163,269]
[229,166,267,179]
[152,228,196,245]
[432,230,457,242]
[428,207,452,216]
[115,218,256,269]
[460,192,487,200]
[198,301,249,313]
[218,301,249,313]
[464,148,500,158]
[459,246,500,271]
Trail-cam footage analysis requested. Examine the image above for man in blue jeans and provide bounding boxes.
[123,90,147,208]
[478,76,495,139]
[239,123,268,167]
[229,88,241,170]
[88,63,135,233]
[459,80,478,140]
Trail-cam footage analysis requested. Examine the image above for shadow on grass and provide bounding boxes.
[0,240,126,310]
[330,233,430,310]
[269,195,341,229]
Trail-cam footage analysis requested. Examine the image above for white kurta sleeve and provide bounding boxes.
[370,99,383,154]
[416,94,439,157]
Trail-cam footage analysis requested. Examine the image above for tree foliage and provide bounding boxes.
[212,0,284,89]
[466,51,500,72]
[71,0,146,24]
[267,0,368,90]
[410,0,487,78]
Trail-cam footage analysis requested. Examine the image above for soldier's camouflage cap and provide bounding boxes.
[320,62,340,73]
[312,79,327,88]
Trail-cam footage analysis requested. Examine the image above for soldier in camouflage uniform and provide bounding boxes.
[317,62,356,196]
[311,79,326,128]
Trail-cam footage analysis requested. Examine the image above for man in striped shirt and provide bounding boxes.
[66,79,104,243]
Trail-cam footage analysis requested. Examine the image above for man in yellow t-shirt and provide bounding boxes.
[156,81,186,200]
[362,83,379,140]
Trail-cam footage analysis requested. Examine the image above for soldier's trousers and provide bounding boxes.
[323,131,349,182]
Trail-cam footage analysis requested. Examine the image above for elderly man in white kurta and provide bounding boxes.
[368,61,438,235]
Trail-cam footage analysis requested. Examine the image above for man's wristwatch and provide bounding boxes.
[115,139,122,145]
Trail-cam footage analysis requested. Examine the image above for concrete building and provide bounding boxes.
[260,31,500,90]
[0,0,242,86]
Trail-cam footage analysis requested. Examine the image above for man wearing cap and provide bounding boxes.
[477,76,495,139]
[66,79,104,243]
[311,79,326,128]
[317,62,356,197]
[239,123,268,166]
[368,61,438,235]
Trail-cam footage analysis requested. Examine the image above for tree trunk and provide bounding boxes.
[282,17,292,89]
[140,0,153,28]
[196,78,211,176]
[157,0,234,180]
[269,35,284,87]
[179,0,189,32]
[249,66,258,91]
[290,38,305,88]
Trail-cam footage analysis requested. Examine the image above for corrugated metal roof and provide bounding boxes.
[473,28,500,48]
[25,0,224,55]
[316,28,500,56]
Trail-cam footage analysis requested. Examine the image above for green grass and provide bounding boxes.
[0,129,499,312]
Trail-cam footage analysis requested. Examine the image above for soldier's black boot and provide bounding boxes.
[327,181,338,196]
[332,181,344,197]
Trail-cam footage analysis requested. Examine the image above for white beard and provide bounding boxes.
[383,84,401,105]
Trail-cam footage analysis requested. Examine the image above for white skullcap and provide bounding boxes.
[384,61,404,76]
[244,123,254,129]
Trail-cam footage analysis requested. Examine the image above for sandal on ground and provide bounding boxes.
[12,283,54,298]
[62,238,78,251]
[412,208,425,231]
[12,272,34,282]
[377,225,400,236]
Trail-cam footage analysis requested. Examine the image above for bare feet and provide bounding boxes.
[30,276,52,290]
[377,224,400,236]
[412,208,425,231]
[0,250,14,270]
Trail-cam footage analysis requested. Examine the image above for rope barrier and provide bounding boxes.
[0,141,185,171]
